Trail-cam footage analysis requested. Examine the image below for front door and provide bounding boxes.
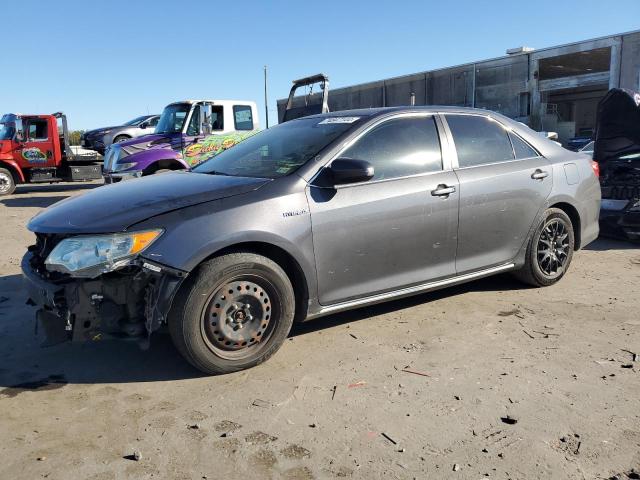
[18,117,56,168]
[308,114,459,305]
[443,114,553,274]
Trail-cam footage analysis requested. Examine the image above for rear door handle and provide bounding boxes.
[531,169,549,180]
[431,184,456,197]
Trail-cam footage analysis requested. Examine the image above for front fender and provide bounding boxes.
[120,148,189,172]
[0,158,26,182]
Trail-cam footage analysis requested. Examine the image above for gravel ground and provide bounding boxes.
[0,182,639,480]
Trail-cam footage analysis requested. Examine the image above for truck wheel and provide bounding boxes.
[169,253,295,375]
[0,168,16,195]
[514,208,575,287]
[113,135,130,144]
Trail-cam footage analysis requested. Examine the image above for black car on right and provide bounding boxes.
[595,88,640,242]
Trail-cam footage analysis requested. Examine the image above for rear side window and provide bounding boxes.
[233,105,254,130]
[341,116,442,181]
[509,132,539,159]
[446,115,514,168]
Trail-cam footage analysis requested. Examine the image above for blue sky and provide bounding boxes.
[3,0,638,130]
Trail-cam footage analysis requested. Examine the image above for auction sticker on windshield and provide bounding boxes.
[318,117,360,124]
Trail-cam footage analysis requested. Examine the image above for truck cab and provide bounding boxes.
[102,100,259,183]
[0,113,102,195]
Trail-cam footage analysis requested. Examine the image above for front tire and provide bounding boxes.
[169,253,295,375]
[113,135,130,144]
[514,208,575,287]
[0,168,16,195]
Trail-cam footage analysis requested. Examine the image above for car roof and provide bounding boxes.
[300,106,505,120]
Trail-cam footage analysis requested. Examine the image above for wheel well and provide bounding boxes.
[207,242,309,322]
[550,202,582,249]
[113,134,131,141]
[143,160,185,175]
[0,161,22,184]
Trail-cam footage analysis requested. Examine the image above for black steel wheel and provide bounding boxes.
[0,168,16,196]
[514,208,575,287]
[169,253,295,374]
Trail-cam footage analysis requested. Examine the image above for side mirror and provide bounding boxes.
[329,158,374,185]
[200,104,213,136]
[139,122,148,129]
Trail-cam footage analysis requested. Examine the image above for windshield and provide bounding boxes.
[0,122,15,140]
[193,117,359,178]
[155,103,191,134]
[123,116,149,127]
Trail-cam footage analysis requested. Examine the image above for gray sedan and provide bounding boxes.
[81,115,159,154]
[23,107,601,374]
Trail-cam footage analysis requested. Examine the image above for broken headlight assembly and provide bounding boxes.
[44,229,163,277]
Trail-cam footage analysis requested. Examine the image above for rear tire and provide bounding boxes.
[514,208,575,287]
[169,253,295,375]
[0,168,16,196]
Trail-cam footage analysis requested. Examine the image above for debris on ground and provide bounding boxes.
[401,368,430,377]
[498,308,525,319]
[453,463,460,471]
[331,385,337,400]
[500,415,518,425]
[214,420,242,432]
[124,451,142,461]
[244,431,277,445]
[348,381,367,388]
[251,399,271,408]
[188,424,200,430]
[381,432,397,445]
[621,349,638,362]
[36,456,46,461]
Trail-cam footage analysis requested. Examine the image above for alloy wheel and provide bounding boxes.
[536,219,570,277]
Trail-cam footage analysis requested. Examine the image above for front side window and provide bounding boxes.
[194,117,356,178]
[147,116,159,127]
[341,116,442,181]
[186,108,200,136]
[155,103,191,134]
[446,115,514,168]
[27,119,48,141]
[233,105,254,131]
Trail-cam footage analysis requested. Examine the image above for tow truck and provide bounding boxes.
[0,112,102,195]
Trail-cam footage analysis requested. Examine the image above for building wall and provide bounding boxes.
[277,31,640,129]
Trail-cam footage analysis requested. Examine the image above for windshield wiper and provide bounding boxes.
[204,170,233,176]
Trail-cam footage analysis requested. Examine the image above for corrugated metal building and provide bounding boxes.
[277,30,640,145]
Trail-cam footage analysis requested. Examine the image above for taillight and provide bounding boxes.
[591,160,600,178]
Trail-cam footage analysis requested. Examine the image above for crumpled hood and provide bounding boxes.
[28,172,270,234]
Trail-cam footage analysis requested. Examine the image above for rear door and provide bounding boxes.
[443,113,552,273]
[18,117,56,168]
[308,113,459,305]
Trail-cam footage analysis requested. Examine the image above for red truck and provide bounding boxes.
[0,112,102,195]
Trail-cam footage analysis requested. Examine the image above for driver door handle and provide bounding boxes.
[431,184,456,197]
[531,169,549,180]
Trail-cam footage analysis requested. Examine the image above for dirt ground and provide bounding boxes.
[0,182,639,480]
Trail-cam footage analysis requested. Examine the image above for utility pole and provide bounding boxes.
[263,65,269,129]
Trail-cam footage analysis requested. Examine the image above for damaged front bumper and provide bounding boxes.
[22,251,186,346]
[599,196,640,242]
